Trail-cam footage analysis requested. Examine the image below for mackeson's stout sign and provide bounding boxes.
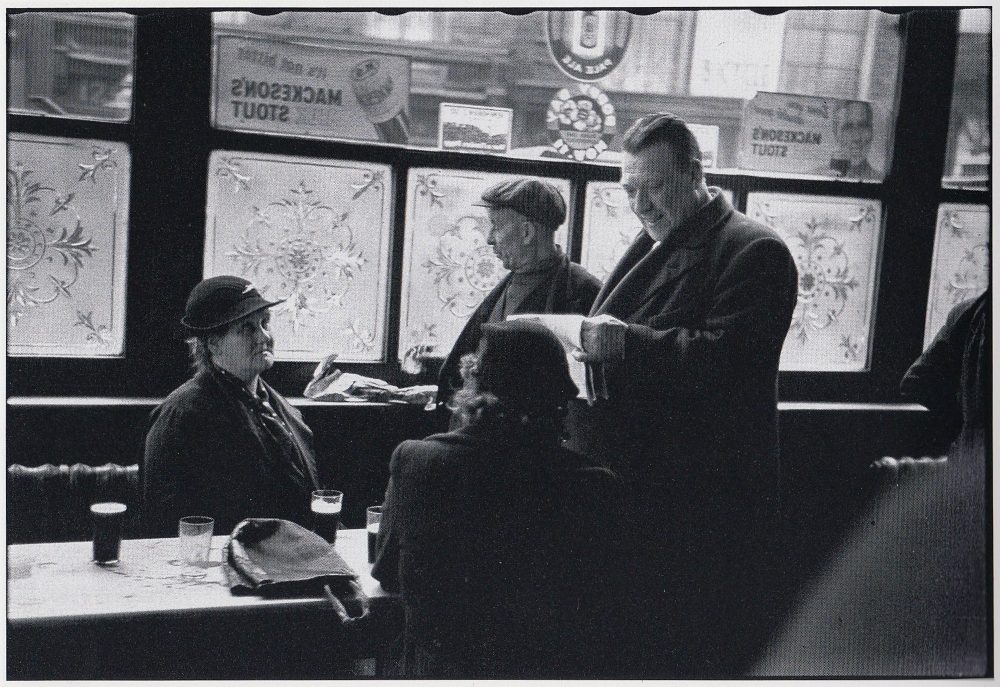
[215,35,411,143]
[737,92,883,179]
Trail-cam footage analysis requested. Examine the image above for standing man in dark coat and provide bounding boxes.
[571,113,799,676]
[143,276,321,537]
[436,178,601,408]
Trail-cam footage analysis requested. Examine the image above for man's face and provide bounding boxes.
[486,207,533,272]
[834,103,874,163]
[621,142,698,242]
[209,309,275,383]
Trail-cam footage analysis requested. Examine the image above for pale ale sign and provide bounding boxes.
[214,35,411,144]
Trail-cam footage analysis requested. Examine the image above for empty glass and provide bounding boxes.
[178,516,214,578]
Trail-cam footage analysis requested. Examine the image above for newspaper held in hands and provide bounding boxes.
[505,314,610,404]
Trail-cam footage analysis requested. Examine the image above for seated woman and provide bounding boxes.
[372,320,624,678]
[142,276,321,537]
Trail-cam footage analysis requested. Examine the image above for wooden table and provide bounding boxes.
[7,529,399,679]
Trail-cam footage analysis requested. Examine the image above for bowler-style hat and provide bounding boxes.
[473,178,567,230]
[476,320,578,407]
[181,276,283,333]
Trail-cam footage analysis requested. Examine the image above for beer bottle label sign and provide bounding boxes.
[545,11,632,83]
[214,35,411,144]
[546,84,617,162]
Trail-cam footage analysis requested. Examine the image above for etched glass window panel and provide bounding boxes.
[7,134,130,356]
[942,9,990,189]
[398,169,570,365]
[923,204,990,347]
[205,152,392,362]
[8,12,135,121]
[581,182,731,282]
[746,193,883,372]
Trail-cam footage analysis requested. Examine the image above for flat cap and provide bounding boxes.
[474,178,566,230]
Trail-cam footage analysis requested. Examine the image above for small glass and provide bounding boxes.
[367,505,383,564]
[311,490,343,544]
[178,516,214,578]
[91,502,127,565]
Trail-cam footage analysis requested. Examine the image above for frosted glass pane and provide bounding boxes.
[398,169,570,363]
[7,134,130,356]
[747,193,883,372]
[205,152,392,362]
[581,182,731,282]
[923,204,990,347]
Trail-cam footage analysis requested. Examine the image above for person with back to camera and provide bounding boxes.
[569,112,799,676]
[142,276,320,537]
[435,178,601,412]
[373,320,624,678]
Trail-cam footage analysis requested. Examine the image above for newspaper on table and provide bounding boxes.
[505,313,613,404]
[304,353,437,406]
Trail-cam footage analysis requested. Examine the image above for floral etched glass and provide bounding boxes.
[923,204,989,347]
[746,192,884,372]
[204,151,392,362]
[7,134,130,356]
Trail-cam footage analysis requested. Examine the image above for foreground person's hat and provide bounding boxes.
[181,276,283,333]
[473,178,567,230]
[477,320,578,406]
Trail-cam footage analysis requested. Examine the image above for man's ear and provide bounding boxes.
[521,220,537,245]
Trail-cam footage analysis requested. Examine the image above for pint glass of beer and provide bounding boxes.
[91,502,127,565]
[311,490,343,544]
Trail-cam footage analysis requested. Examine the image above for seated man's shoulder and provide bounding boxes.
[568,261,603,292]
[554,447,622,490]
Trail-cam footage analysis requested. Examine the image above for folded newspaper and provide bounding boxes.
[304,354,437,405]
[506,313,613,404]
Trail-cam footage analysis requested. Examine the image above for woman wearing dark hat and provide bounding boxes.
[142,276,320,537]
[372,320,624,678]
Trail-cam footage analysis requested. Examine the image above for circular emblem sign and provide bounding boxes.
[546,10,632,82]
[546,84,617,162]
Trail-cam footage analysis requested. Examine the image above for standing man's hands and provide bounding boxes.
[573,315,627,363]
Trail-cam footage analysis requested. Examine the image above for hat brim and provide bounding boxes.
[181,297,285,334]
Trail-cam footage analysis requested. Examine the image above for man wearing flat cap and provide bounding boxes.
[436,178,601,409]
[142,276,320,536]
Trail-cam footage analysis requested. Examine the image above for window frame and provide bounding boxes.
[7,9,985,404]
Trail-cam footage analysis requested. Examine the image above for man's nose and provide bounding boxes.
[487,230,496,245]
[632,190,650,213]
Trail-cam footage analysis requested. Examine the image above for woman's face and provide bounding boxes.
[209,310,275,384]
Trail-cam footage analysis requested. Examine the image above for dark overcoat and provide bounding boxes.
[571,189,798,537]
[566,189,798,676]
[436,252,600,405]
[142,366,321,537]
[371,426,624,678]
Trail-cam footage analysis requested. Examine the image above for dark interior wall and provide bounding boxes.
[7,401,953,528]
